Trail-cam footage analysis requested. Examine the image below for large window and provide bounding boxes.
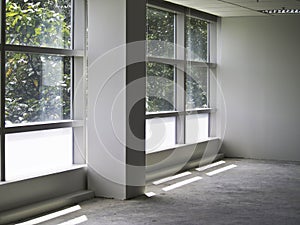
[146,62,175,112]
[146,4,216,152]
[0,0,86,181]
[146,6,175,58]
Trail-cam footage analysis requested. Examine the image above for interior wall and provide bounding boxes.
[87,0,127,199]
[0,167,87,214]
[219,15,300,161]
[87,0,146,199]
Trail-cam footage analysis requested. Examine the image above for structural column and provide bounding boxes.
[87,0,146,199]
[126,0,146,198]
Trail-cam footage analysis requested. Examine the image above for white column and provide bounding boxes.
[87,0,146,199]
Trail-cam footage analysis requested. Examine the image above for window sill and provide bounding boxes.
[146,137,219,154]
[0,164,87,185]
[4,120,84,134]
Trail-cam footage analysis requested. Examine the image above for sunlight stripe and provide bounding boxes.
[145,192,156,197]
[195,160,226,172]
[57,215,88,225]
[162,176,202,191]
[206,164,237,176]
[15,205,81,225]
[152,171,192,185]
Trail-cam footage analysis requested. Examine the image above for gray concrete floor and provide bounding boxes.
[20,158,300,225]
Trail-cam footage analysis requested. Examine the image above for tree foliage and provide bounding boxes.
[147,7,175,58]
[186,66,208,109]
[5,0,71,125]
[146,7,208,112]
[186,16,208,62]
[146,7,175,112]
[146,63,174,112]
[186,17,208,109]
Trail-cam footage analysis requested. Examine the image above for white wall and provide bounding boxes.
[88,0,127,199]
[219,15,300,161]
[87,0,146,199]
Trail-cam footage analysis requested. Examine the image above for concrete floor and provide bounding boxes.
[18,158,300,225]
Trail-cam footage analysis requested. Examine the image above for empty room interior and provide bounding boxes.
[0,0,299,224]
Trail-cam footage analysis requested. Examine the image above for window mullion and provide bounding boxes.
[1,0,6,181]
[175,13,185,144]
[73,0,88,164]
[208,21,217,137]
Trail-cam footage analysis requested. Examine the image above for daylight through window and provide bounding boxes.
[146,3,216,152]
[0,0,86,181]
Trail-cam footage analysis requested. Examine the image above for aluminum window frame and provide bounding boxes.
[0,0,87,181]
[146,1,217,147]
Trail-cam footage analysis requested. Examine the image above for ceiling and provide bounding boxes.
[164,0,300,17]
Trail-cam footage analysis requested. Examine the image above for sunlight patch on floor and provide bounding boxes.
[15,205,81,225]
[57,215,88,225]
[195,160,226,172]
[162,176,202,191]
[145,192,156,197]
[152,171,192,185]
[206,164,237,176]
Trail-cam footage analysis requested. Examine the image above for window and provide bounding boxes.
[186,66,208,110]
[6,0,71,49]
[186,16,208,62]
[146,7,175,58]
[5,53,71,125]
[146,4,216,152]
[1,0,86,181]
[146,62,175,112]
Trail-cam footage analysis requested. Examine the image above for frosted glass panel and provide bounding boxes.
[6,128,73,180]
[186,114,209,144]
[146,117,176,152]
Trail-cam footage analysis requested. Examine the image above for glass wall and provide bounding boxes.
[146,4,216,151]
[146,7,175,58]
[0,0,86,181]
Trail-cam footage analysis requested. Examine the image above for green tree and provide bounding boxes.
[5,0,71,124]
[146,63,174,112]
[146,7,175,112]
[186,16,208,62]
[186,66,208,109]
[185,17,208,109]
[146,7,208,112]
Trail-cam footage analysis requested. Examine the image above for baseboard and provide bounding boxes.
[146,138,223,182]
[0,190,94,225]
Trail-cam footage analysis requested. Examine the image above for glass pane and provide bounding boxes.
[146,117,176,153]
[186,114,209,144]
[6,0,71,49]
[186,66,208,109]
[5,52,71,125]
[146,62,175,112]
[5,128,73,180]
[186,16,208,62]
[147,7,175,58]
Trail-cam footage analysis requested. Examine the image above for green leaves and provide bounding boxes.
[147,7,175,58]
[6,0,71,48]
[6,11,19,17]
[146,7,209,112]
[146,63,175,112]
[186,17,208,62]
[5,0,72,124]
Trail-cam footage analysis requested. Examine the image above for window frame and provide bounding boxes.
[146,1,217,148]
[0,0,87,181]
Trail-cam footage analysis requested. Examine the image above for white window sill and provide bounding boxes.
[0,164,87,185]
